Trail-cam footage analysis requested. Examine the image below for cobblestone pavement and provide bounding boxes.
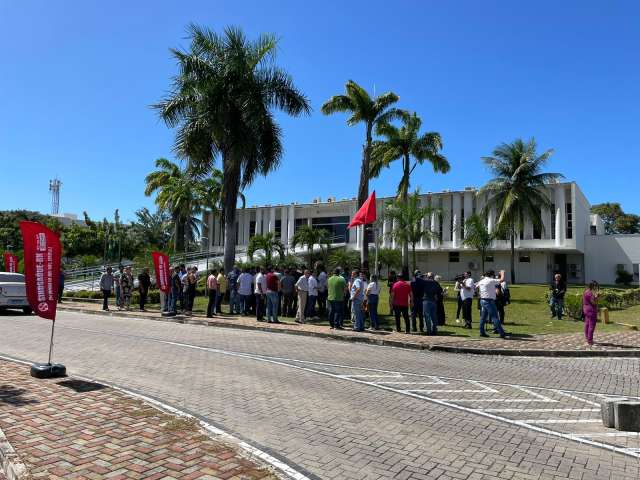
[0,359,280,480]
[1,310,640,479]
[58,301,640,353]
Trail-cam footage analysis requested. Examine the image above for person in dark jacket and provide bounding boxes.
[138,268,151,311]
[549,273,566,320]
[410,270,425,332]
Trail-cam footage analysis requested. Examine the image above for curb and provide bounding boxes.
[56,306,640,358]
[0,428,29,480]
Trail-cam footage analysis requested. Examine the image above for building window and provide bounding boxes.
[275,220,282,237]
[566,203,573,239]
[438,214,443,242]
[460,208,465,238]
[295,218,307,233]
[519,255,530,263]
[550,203,556,239]
[533,213,542,239]
[311,216,350,243]
[449,252,460,263]
[485,254,494,263]
[249,221,256,239]
[590,225,597,235]
[569,263,579,279]
[519,228,524,240]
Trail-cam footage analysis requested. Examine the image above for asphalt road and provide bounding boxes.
[1,310,639,480]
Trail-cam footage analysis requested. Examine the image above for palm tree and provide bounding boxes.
[478,138,563,284]
[321,80,403,268]
[291,225,331,267]
[132,207,173,250]
[247,232,285,266]
[377,247,402,277]
[370,111,449,266]
[327,247,361,272]
[462,213,495,274]
[154,25,310,273]
[144,157,202,253]
[384,190,437,273]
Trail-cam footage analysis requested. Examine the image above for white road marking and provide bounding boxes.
[515,386,557,402]
[440,398,558,403]
[31,324,640,461]
[339,374,403,378]
[482,408,600,413]
[374,381,447,385]
[554,390,602,407]
[525,419,601,424]
[402,389,497,393]
[569,432,640,438]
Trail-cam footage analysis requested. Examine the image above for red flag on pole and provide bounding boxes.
[152,251,171,293]
[19,221,61,321]
[3,252,18,273]
[348,191,377,228]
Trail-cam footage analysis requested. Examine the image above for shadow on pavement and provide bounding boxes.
[0,385,39,406]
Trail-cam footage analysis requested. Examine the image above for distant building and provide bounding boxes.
[203,181,640,285]
[52,212,86,227]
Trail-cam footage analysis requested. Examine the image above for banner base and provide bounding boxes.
[30,362,67,379]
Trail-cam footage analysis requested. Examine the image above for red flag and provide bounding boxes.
[19,221,61,321]
[3,253,18,273]
[348,191,377,228]
[152,251,171,293]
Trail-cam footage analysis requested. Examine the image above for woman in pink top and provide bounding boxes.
[582,281,599,347]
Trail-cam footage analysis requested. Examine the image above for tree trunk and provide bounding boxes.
[401,154,410,273]
[175,220,185,255]
[481,249,485,275]
[357,124,373,270]
[222,153,241,274]
[510,224,516,284]
[411,243,417,274]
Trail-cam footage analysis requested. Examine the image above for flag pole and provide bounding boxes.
[374,223,379,277]
[47,320,56,365]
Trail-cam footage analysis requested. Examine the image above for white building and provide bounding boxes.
[203,182,640,285]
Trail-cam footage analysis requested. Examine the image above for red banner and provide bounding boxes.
[19,221,61,321]
[3,253,18,273]
[152,251,171,293]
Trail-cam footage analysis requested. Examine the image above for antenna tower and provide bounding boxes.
[49,178,62,215]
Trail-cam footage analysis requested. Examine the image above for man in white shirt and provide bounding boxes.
[254,267,267,321]
[317,267,328,316]
[237,268,253,315]
[460,271,475,329]
[295,270,310,323]
[307,272,319,320]
[476,269,507,338]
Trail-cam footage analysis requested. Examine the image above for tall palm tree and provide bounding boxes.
[291,225,331,268]
[133,207,173,250]
[384,190,437,273]
[478,138,563,284]
[154,25,310,272]
[321,80,403,269]
[144,158,202,253]
[370,111,449,266]
[247,232,285,266]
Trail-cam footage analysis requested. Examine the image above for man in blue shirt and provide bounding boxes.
[422,273,443,335]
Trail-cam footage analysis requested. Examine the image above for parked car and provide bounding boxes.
[0,272,32,314]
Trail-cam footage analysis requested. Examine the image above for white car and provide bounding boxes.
[0,272,32,314]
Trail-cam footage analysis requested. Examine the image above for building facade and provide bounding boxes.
[203,182,640,285]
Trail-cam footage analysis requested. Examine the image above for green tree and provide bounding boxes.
[376,247,402,277]
[247,232,285,266]
[144,158,202,254]
[478,138,562,284]
[384,190,437,273]
[327,247,361,272]
[291,225,331,267]
[132,207,173,250]
[154,24,310,273]
[462,213,495,274]
[591,203,640,234]
[370,111,449,266]
[321,80,403,268]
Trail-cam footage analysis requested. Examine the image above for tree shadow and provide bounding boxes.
[0,385,39,406]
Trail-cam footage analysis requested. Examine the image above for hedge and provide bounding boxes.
[545,288,640,320]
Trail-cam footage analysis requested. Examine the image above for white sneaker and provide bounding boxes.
[455,319,461,324]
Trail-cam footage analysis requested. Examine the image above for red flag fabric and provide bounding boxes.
[348,191,377,228]
[152,251,171,293]
[19,221,61,321]
[3,253,18,273]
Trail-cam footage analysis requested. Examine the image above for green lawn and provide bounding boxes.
[183,284,639,338]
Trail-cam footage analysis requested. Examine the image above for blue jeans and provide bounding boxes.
[423,300,438,335]
[306,295,317,318]
[239,294,250,314]
[352,298,365,331]
[230,289,241,314]
[266,292,279,323]
[480,299,505,337]
[368,294,379,329]
[115,285,121,307]
[169,288,179,313]
[550,297,564,319]
[329,300,344,328]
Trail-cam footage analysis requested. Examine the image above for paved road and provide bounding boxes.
[1,311,639,480]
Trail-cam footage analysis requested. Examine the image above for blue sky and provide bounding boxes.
[1,1,639,222]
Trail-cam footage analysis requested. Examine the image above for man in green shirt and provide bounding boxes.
[327,268,347,329]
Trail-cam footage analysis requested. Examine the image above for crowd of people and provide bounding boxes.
[95,262,600,345]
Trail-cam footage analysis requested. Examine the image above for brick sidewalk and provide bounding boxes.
[0,359,279,479]
[58,300,640,355]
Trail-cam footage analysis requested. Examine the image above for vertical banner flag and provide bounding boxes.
[3,253,18,272]
[152,251,171,293]
[347,191,377,228]
[19,221,61,321]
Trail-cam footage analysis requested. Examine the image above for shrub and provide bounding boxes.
[615,268,634,286]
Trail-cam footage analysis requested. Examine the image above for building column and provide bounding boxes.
[542,187,552,240]
[255,208,262,237]
[430,207,437,249]
[242,210,250,245]
[280,206,287,245]
[442,194,452,243]
[208,212,214,250]
[463,191,473,245]
[554,184,566,247]
[269,207,276,234]
[382,217,389,248]
[452,193,461,248]
[287,205,295,247]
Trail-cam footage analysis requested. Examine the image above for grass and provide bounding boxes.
[143,284,640,338]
